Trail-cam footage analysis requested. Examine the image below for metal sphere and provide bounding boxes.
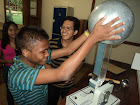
[88,0,135,45]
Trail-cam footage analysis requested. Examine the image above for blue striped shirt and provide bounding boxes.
[8,55,51,105]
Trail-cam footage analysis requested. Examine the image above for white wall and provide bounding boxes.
[41,0,93,39]
[0,0,5,22]
[84,43,140,65]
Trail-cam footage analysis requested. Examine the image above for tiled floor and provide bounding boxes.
[0,63,93,105]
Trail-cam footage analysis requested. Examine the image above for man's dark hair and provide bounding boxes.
[16,25,49,52]
[62,16,80,31]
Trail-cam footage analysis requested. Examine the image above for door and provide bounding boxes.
[22,0,42,26]
[52,7,67,39]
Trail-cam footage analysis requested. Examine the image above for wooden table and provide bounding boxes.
[58,60,140,105]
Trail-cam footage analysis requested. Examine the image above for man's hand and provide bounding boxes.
[90,16,125,42]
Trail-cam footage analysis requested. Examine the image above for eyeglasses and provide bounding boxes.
[60,26,74,31]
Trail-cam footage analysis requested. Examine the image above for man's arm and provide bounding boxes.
[45,64,52,69]
[50,32,88,60]
[35,16,125,84]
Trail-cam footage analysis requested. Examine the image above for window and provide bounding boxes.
[5,0,23,25]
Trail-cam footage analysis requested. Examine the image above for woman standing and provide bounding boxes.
[0,21,18,105]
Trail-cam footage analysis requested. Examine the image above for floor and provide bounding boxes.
[0,63,93,105]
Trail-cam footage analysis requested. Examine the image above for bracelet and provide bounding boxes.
[84,30,90,37]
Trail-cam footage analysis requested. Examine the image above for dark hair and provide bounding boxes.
[1,21,18,49]
[62,16,80,31]
[16,25,49,52]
